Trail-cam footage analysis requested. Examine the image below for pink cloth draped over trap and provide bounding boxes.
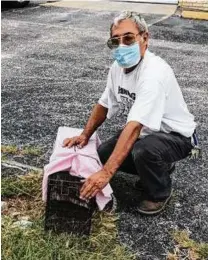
[42,127,113,210]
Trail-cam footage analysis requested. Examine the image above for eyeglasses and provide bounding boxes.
[107,33,139,49]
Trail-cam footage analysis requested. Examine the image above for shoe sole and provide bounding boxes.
[137,189,173,216]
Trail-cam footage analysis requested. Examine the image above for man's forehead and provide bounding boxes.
[111,19,138,37]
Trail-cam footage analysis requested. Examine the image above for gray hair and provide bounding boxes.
[111,11,148,35]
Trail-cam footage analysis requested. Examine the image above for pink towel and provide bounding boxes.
[42,127,113,210]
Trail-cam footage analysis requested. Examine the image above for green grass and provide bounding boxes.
[1,172,136,260]
[1,171,42,198]
[21,146,42,156]
[1,144,42,157]
[167,230,208,260]
[1,154,7,161]
[2,214,135,260]
[4,165,207,260]
[1,145,19,154]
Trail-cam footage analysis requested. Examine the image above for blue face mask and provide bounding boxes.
[113,43,141,68]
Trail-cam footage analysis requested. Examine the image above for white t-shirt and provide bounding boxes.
[98,50,196,138]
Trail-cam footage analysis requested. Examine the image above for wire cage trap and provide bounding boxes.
[44,171,97,236]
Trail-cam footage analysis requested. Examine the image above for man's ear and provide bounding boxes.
[142,32,149,43]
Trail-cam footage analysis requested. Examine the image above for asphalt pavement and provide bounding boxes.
[1,2,208,259]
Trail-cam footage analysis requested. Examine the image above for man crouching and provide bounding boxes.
[63,11,196,215]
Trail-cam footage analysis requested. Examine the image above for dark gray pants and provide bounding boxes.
[97,131,193,202]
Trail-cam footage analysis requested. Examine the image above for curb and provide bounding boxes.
[181,10,208,20]
[178,0,208,11]
[178,0,208,20]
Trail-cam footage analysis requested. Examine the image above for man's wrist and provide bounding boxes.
[81,131,90,140]
[102,165,116,178]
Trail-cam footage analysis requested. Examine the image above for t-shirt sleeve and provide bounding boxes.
[127,78,166,131]
[98,68,119,119]
[98,86,109,109]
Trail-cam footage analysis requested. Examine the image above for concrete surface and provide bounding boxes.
[43,0,177,15]
[1,2,208,259]
[113,0,178,4]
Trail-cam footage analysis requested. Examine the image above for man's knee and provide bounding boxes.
[132,145,148,162]
[132,137,161,162]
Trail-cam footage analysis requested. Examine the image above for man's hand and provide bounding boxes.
[80,170,111,200]
[63,134,88,149]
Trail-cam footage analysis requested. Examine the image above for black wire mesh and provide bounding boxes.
[44,171,96,236]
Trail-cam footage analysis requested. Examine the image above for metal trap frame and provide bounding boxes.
[44,171,96,236]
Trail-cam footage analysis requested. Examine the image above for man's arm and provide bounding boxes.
[103,121,142,176]
[81,103,108,139]
[80,121,143,199]
[63,103,108,148]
